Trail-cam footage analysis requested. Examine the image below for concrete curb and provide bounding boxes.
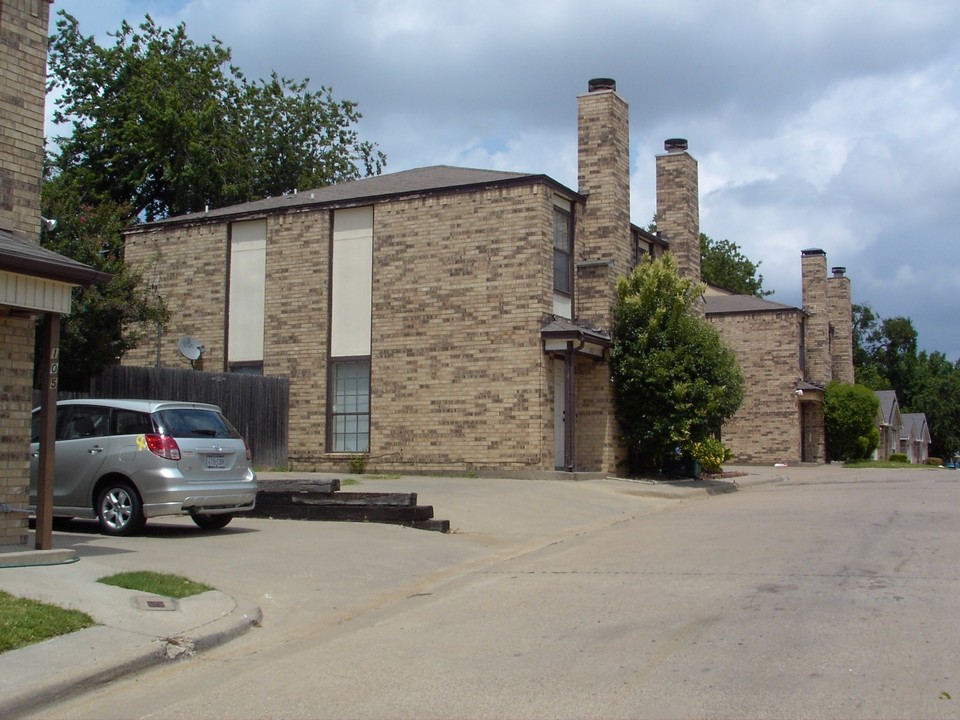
[612,473,786,499]
[0,595,261,720]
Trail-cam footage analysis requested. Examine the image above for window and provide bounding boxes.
[553,206,572,295]
[330,359,370,452]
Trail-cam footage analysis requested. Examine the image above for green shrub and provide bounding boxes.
[824,382,880,461]
[926,457,942,466]
[348,454,367,474]
[889,453,908,463]
[685,437,733,473]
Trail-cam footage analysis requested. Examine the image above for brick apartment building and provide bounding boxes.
[124,78,853,474]
[0,0,103,546]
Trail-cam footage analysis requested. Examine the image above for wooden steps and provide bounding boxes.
[251,478,450,533]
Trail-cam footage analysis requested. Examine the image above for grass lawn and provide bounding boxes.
[0,571,215,655]
[97,571,213,598]
[0,591,95,654]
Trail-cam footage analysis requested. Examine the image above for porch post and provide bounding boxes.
[35,313,60,550]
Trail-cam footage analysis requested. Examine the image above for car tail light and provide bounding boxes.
[144,434,181,461]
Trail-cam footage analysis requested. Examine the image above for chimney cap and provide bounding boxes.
[831,266,847,277]
[664,138,688,153]
[587,78,616,92]
[801,248,826,257]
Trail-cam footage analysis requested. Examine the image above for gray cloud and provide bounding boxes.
[53,0,960,359]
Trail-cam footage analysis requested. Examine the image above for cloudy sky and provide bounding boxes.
[49,1,960,360]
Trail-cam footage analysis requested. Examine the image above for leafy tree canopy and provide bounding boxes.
[46,11,386,222]
[610,253,744,473]
[699,233,771,297]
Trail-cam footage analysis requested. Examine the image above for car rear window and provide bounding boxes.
[154,408,240,439]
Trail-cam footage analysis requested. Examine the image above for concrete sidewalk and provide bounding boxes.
[0,467,785,719]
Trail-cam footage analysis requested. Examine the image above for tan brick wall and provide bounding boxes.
[124,222,230,369]
[0,0,50,237]
[362,185,556,472]
[0,311,34,545]
[708,309,806,464]
[124,182,614,473]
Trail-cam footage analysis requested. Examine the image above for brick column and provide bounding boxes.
[656,139,701,295]
[827,266,854,385]
[801,249,830,385]
[576,78,632,329]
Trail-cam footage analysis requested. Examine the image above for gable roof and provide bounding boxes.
[875,390,901,427]
[131,165,570,230]
[0,228,109,286]
[704,293,799,315]
[900,413,931,443]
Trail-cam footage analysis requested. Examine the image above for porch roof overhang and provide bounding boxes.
[541,317,611,360]
[796,380,825,402]
[0,228,110,314]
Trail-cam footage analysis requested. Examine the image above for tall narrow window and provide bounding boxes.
[328,205,374,453]
[553,206,572,295]
[331,359,370,452]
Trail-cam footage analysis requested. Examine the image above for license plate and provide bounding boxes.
[206,455,227,469]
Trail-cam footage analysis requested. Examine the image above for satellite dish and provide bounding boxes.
[177,335,204,361]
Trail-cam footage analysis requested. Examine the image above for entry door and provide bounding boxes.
[554,359,565,469]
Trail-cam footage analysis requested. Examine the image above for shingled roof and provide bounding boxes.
[136,165,562,229]
[704,293,799,315]
[0,228,109,286]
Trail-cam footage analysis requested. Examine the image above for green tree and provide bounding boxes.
[699,233,771,297]
[824,382,880,461]
[46,11,386,221]
[910,351,960,459]
[38,177,168,390]
[610,253,744,473]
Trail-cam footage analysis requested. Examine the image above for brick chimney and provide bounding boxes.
[801,249,830,385]
[656,139,701,290]
[827,265,854,384]
[576,78,632,328]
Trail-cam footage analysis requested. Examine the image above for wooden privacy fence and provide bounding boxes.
[38,366,289,469]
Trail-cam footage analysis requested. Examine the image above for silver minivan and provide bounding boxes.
[30,399,257,535]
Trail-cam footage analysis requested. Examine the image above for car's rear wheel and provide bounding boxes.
[96,481,145,536]
[191,512,234,530]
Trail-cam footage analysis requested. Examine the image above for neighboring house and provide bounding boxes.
[123,77,851,473]
[0,0,104,546]
[900,413,931,464]
[874,390,903,460]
